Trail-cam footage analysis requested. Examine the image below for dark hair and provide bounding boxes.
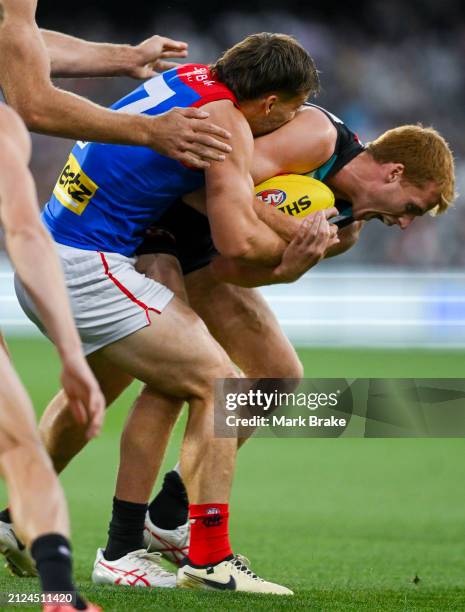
[210,32,319,102]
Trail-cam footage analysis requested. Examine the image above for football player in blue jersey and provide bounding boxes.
[0,0,231,168]
[0,104,104,611]
[12,33,323,594]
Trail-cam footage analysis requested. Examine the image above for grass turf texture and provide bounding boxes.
[1,337,464,611]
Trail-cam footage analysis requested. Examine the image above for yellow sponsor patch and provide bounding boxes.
[53,154,98,216]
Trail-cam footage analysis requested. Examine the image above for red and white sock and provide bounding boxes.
[188,503,232,566]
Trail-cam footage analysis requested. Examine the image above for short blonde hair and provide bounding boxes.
[366,125,456,215]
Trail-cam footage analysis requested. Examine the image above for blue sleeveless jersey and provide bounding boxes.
[42,65,236,256]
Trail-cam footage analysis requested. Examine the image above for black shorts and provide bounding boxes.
[135,198,354,275]
[135,200,217,276]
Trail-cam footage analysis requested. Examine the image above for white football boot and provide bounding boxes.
[143,511,189,566]
[92,548,176,588]
[177,554,293,595]
[0,521,37,577]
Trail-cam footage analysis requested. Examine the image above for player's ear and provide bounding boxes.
[264,94,278,115]
[385,163,405,183]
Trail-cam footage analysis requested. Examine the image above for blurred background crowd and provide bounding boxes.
[26,1,465,268]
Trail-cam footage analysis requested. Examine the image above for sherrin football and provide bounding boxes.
[255,174,335,218]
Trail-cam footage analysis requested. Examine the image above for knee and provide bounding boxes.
[195,356,238,401]
[186,334,237,400]
[0,420,36,455]
[0,432,52,474]
[280,351,304,383]
[250,342,304,384]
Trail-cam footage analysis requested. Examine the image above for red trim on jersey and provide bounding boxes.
[177,64,238,108]
[98,252,161,324]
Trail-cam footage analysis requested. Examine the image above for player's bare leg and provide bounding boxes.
[115,387,183,504]
[186,264,304,388]
[0,347,69,548]
[113,257,186,505]
[97,255,187,563]
[95,296,238,503]
[110,255,226,507]
[32,292,240,586]
[36,355,181,588]
[109,255,294,592]
[39,359,133,474]
[120,255,301,520]
[143,262,301,581]
[0,345,99,607]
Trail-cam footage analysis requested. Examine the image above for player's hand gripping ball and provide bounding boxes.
[255,174,335,218]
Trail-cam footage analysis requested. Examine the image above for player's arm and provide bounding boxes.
[210,211,339,287]
[211,215,361,287]
[42,31,188,79]
[204,101,288,265]
[0,107,104,437]
[248,106,339,241]
[186,104,337,242]
[252,106,337,181]
[183,186,302,244]
[0,0,230,168]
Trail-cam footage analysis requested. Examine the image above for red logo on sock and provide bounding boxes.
[203,507,223,527]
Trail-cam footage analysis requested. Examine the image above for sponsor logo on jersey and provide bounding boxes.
[53,154,99,216]
[183,65,216,87]
[256,189,287,206]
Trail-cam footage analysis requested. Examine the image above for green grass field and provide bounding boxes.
[1,338,465,611]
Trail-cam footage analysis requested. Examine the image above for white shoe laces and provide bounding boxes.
[231,554,263,582]
[126,550,174,578]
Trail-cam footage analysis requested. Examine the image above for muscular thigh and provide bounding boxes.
[94,294,233,399]
[185,266,303,379]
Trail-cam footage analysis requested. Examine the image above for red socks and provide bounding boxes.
[188,503,232,566]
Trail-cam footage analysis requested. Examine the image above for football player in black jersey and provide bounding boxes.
[130,105,456,561]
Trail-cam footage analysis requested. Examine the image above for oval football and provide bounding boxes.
[255,174,335,218]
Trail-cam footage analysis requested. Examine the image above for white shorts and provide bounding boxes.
[15,243,174,355]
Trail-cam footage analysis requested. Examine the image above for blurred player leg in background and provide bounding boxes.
[0,345,69,566]
[0,347,100,610]
[0,104,103,610]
